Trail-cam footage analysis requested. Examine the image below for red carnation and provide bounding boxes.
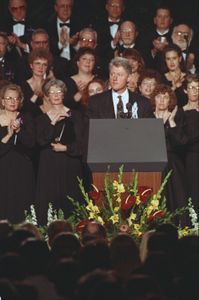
[120,224,130,233]
[76,220,90,232]
[147,210,166,222]
[138,186,153,202]
[121,194,136,210]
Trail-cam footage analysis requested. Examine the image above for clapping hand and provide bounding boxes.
[169,106,178,127]
[11,118,21,133]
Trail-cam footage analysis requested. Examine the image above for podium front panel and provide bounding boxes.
[87,119,167,172]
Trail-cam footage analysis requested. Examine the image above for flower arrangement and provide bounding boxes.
[66,166,187,241]
[25,166,197,241]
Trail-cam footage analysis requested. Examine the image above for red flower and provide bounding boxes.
[138,186,153,202]
[121,195,136,210]
[76,220,90,232]
[88,190,102,205]
[147,210,166,222]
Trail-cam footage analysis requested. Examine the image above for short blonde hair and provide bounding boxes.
[0,83,24,109]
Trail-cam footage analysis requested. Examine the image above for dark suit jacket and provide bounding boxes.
[45,16,85,58]
[88,89,154,119]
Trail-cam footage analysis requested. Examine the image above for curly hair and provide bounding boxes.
[151,84,177,111]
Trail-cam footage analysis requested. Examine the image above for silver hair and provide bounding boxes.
[79,27,97,42]
[109,57,132,74]
[172,24,193,46]
[43,79,67,96]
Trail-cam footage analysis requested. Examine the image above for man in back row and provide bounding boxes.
[88,57,154,119]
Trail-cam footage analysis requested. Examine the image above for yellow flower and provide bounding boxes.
[116,197,122,203]
[113,181,125,193]
[151,199,159,209]
[146,205,154,216]
[89,212,95,219]
[110,214,119,224]
[127,212,137,226]
[96,216,105,225]
[136,196,141,205]
[114,206,120,213]
[133,223,142,236]
[86,201,100,214]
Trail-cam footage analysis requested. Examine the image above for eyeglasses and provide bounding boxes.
[121,29,134,33]
[188,86,199,91]
[80,38,95,43]
[176,31,189,37]
[4,97,20,102]
[109,3,121,8]
[49,90,63,95]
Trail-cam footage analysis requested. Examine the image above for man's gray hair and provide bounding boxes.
[109,57,132,74]
[79,27,97,41]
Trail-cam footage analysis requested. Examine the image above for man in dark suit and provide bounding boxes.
[93,0,126,69]
[0,32,16,82]
[88,57,154,119]
[138,4,173,70]
[0,0,35,59]
[45,0,86,61]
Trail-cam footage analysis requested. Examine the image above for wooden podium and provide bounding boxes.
[87,119,167,193]
[92,171,162,193]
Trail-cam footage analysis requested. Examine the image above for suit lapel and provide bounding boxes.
[102,90,115,118]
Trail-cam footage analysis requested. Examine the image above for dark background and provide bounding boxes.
[0,0,198,33]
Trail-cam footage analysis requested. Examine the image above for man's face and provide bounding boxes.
[0,36,8,57]
[172,25,191,50]
[31,33,49,50]
[120,22,137,46]
[79,31,97,49]
[9,0,26,21]
[154,8,172,32]
[106,0,124,21]
[109,65,129,93]
[55,0,73,22]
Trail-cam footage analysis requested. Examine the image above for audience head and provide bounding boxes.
[79,28,97,49]
[0,32,8,58]
[162,44,185,73]
[109,57,131,93]
[50,232,81,260]
[151,83,176,112]
[171,23,193,51]
[76,269,123,300]
[138,69,161,99]
[8,0,27,21]
[106,0,125,21]
[122,48,145,74]
[54,0,73,22]
[0,83,24,110]
[28,48,53,74]
[0,220,13,241]
[183,73,199,100]
[110,233,141,277]
[17,222,42,240]
[73,47,96,74]
[31,28,49,50]
[43,78,67,106]
[119,21,138,47]
[47,219,73,248]
[81,222,107,245]
[153,5,173,32]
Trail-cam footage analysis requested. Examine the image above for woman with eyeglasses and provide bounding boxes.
[181,74,199,213]
[0,83,35,224]
[35,79,83,225]
[21,48,53,118]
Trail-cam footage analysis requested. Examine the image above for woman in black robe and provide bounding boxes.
[151,84,188,215]
[35,79,84,225]
[0,83,35,224]
[181,74,199,213]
